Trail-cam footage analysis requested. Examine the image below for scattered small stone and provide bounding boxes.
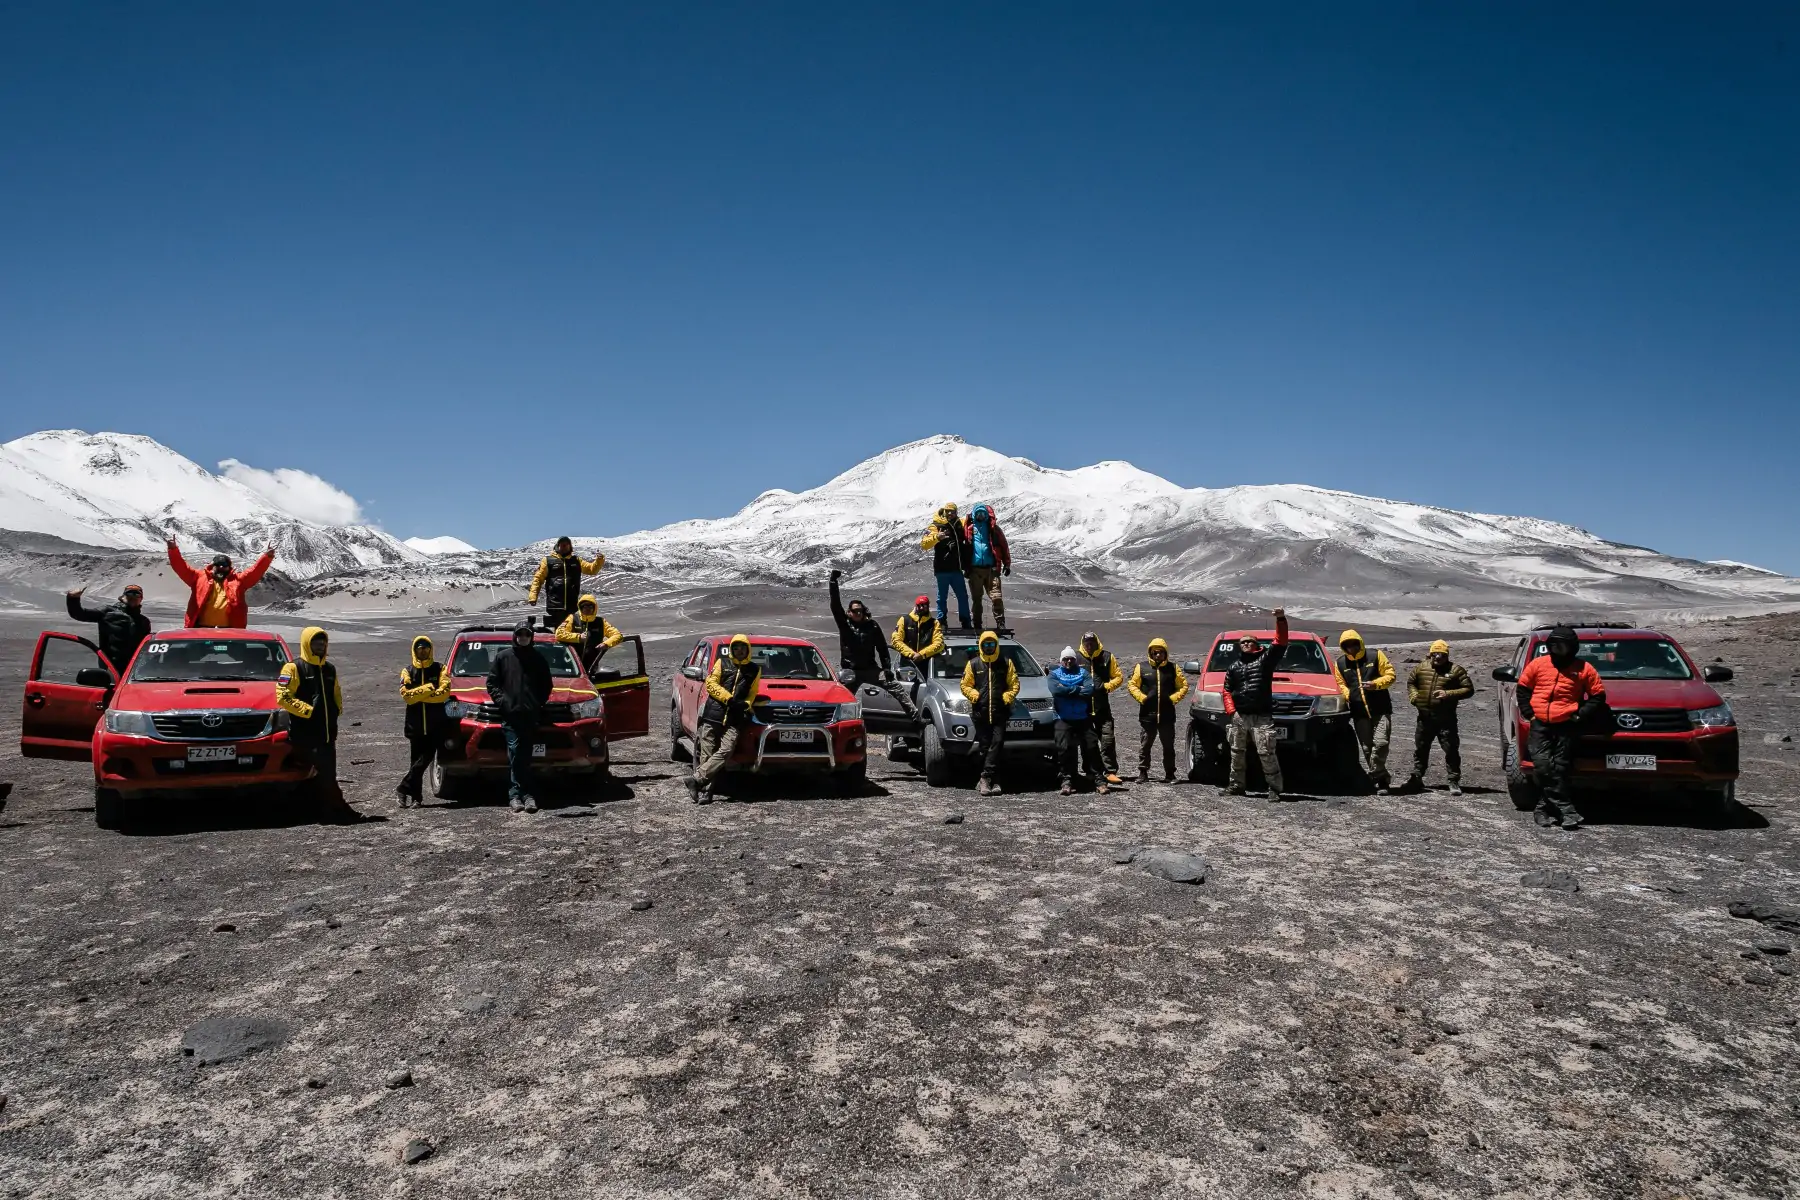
[351,758,375,765]
[1437,1020,1463,1036]
[1113,846,1141,865]
[630,898,653,912]
[1728,901,1800,935]
[325,917,342,930]
[180,1015,291,1066]
[454,992,496,1015]
[1740,949,1763,960]
[943,812,964,825]
[349,721,362,728]
[305,1075,326,1089]
[1744,971,1779,987]
[212,922,236,933]
[402,1137,433,1165]
[385,1069,413,1089]
[1136,849,1208,885]
[1253,1139,1268,1152]
[1761,733,1792,745]
[0,1094,7,1113]
[1773,963,1795,977]
[1755,941,1792,955]
[1520,869,1580,893]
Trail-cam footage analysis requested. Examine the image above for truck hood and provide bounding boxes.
[1600,679,1723,710]
[759,679,855,704]
[1198,671,1340,697]
[448,680,598,705]
[113,681,280,711]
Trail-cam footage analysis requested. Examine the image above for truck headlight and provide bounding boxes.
[572,697,603,720]
[1688,703,1734,729]
[443,699,464,720]
[836,700,862,722]
[104,709,157,736]
[1195,691,1226,713]
[940,694,969,715]
[1314,695,1344,716]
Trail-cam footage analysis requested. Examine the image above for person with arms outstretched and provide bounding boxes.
[166,540,275,629]
[829,571,920,722]
[529,537,604,631]
[66,582,151,673]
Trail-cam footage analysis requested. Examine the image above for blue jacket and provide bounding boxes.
[1048,664,1095,721]
[969,503,996,568]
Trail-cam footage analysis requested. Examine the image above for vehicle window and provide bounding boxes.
[451,640,584,678]
[688,643,707,668]
[38,636,107,684]
[1531,638,1693,680]
[1205,639,1332,675]
[930,644,1045,679]
[752,645,832,680]
[128,639,291,683]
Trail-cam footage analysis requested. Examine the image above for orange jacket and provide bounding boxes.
[168,543,275,629]
[1517,656,1604,725]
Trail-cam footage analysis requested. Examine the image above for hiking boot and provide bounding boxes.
[1225,785,1246,796]
[683,777,701,803]
[522,794,539,814]
[1402,774,1423,792]
[1096,782,1110,795]
[1268,788,1283,802]
[1560,813,1585,831]
[1448,784,1464,797]
[1375,785,1390,796]
[1137,770,1150,784]
[1059,783,1074,796]
[1162,773,1177,784]
[1106,773,1122,785]
[509,793,525,812]
[1533,807,1557,827]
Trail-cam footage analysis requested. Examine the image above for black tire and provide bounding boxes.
[1502,739,1537,811]
[834,759,868,796]
[94,786,122,830]
[1699,781,1739,820]
[886,734,911,763]
[922,723,953,788]
[669,705,692,763]
[430,755,467,805]
[1186,726,1224,784]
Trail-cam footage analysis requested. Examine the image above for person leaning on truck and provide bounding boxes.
[1223,608,1289,800]
[487,622,553,814]
[556,594,623,675]
[1515,625,1605,831]
[1127,637,1187,784]
[686,634,764,804]
[961,630,1019,796]
[1336,630,1397,794]
[829,571,921,722]
[66,583,151,674]
[529,537,604,632]
[1404,639,1473,796]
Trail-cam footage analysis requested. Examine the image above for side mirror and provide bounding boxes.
[1491,666,1517,683]
[679,665,705,682]
[898,664,922,683]
[1181,661,1202,674]
[1702,664,1733,683]
[76,667,115,689]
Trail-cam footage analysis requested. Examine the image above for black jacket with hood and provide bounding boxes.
[829,575,893,672]
[486,627,553,725]
[67,592,151,673]
[401,636,452,737]
[1224,615,1290,717]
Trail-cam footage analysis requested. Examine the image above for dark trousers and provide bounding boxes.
[400,732,440,799]
[1138,716,1176,778]
[1055,718,1101,785]
[972,714,1006,783]
[1092,713,1118,776]
[1527,720,1581,820]
[1413,710,1461,784]
[501,719,539,800]
[545,605,571,633]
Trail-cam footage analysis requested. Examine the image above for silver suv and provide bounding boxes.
[853,632,1058,786]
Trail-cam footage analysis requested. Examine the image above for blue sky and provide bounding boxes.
[2,3,1797,568]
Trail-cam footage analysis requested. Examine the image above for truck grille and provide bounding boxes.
[759,703,836,725]
[1612,709,1690,733]
[150,711,270,740]
[1020,698,1053,712]
[467,703,576,725]
[1271,694,1312,717]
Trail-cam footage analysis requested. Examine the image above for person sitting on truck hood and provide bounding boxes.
[556,594,623,674]
[1337,629,1396,793]
[66,583,151,674]
[830,570,919,722]
[1515,625,1606,831]
[278,626,365,823]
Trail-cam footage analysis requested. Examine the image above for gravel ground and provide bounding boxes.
[2,612,1798,1198]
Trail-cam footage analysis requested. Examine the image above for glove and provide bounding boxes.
[727,700,749,724]
[1003,566,1011,576]
[830,569,842,582]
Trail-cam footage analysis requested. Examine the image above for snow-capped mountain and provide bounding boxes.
[405,535,479,556]
[0,431,422,579]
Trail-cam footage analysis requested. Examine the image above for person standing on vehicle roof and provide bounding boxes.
[963,503,1011,630]
[829,571,921,722]
[1404,640,1473,796]
[1077,632,1125,784]
[1049,647,1108,796]
[487,622,553,813]
[529,537,604,632]
[556,594,623,675]
[396,635,452,808]
[277,626,366,823]
[962,630,1019,796]
[1337,630,1396,793]
[1224,609,1289,800]
[1515,625,1605,830]
[920,503,973,630]
[1127,638,1188,783]
[166,540,276,629]
[66,583,151,674]
[686,634,765,803]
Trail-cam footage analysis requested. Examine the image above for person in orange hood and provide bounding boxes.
[167,540,276,628]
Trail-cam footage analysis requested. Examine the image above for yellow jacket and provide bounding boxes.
[705,636,764,705]
[890,613,945,660]
[1079,640,1125,694]
[556,598,623,650]
[960,657,1019,706]
[1126,638,1188,705]
[399,635,452,704]
[528,552,604,603]
[277,625,344,720]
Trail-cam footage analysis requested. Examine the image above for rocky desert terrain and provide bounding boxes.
[2,605,1798,1199]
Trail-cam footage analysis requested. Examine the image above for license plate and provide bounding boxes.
[1006,719,1033,732]
[1606,754,1657,771]
[532,743,547,758]
[777,728,814,744]
[187,745,237,762]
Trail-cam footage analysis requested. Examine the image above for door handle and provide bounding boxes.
[26,694,45,707]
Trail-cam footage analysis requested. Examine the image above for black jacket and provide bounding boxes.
[67,594,150,673]
[929,516,970,575]
[286,660,342,746]
[829,576,892,672]
[402,661,449,737]
[487,644,553,724]
[1225,644,1287,716]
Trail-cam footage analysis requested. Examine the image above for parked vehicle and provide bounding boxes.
[20,627,314,828]
[1490,623,1738,814]
[1182,626,1362,787]
[859,630,1058,787]
[668,634,869,794]
[429,626,650,802]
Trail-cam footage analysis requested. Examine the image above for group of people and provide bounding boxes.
[920,501,1011,630]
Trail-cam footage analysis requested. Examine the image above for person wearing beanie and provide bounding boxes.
[1337,630,1396,793]
[66,582,152,673]
[166,539,276,628]
[486,622,553,813]
[920,503,973,630]
[1126,637,1187,783]
[1077,632,1125,783]
[1048,647,1105,795]
[960,630,1019,795]
[1404,640,1474,795]
[1515,625,1606,830]
[962,503,1011,630]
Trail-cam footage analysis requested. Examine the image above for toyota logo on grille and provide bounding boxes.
[785,706,805,717]
[201,713,224,729]
[1615,712,1642,730]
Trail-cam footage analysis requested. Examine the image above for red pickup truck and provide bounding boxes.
[1182,625,1362,787]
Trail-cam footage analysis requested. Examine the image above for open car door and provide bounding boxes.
[591,635,651,741]
[854,660,925,736]
[22,632,117,760]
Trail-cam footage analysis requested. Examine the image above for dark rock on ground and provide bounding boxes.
[944,812,964,825]
[630,898,654,911]
[1521,869,1580,893]
[179,1015,291,1066]
[385,1069,413,1089]
[1113,846,1141,865]
[402,1137,433,1165]
[1136,849,1207,884]
[1728,901,1800,934]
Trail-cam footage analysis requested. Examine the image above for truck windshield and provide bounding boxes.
[746,644,833,680]
[1206,640,1333,675]
[451,640,584,678]
[1532,639,1693,680]
[929,644,1045,679]
[128,639,291,682]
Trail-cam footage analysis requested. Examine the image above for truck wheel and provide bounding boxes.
[887,734,911,762]
[94,786,123,830]
[834,759,868,796]
[1186,727,1223,784]
[1699,781,1739,820]
[430,756,466,805]
[669,706,692,763]
[922,724,953,788]
[1502,740,1538,811]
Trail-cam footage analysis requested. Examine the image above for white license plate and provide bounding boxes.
[1606,753,1657,771]
[1274,726,1291,740]
[777,728,814,744]
[1006,719,1034,732]
[187,745,238,762]
[532,743,547,758]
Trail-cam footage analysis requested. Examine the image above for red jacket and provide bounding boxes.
[168,543,275,629]
[1517,656,1604,725]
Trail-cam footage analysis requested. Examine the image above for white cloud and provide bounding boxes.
[218,459,364,526]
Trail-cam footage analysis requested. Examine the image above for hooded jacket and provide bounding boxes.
[555,596,623,666]
[891,610,945,661]
[529,550,604,614]
[400,635,452,737]
[1048,659,1096,722]
[921,505,971,575]
[960,637,1019,723]
[1077,639,1124,717]
[702,635,764,728]
[1516,650,1605,726]
[168,543,275,629]
[277,626,343,745]
[1407,653,1474,714]
[963,504,1012,571]
[829,575,893,672]
[1223,613,1290,716]
[1336,630,1396,719]
[67,592,151,673]
[486,626,554,724]
[1127,639,1188,724]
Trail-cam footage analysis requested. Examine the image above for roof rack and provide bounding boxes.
[1530,621,1637,631]
[458,614,547,635]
